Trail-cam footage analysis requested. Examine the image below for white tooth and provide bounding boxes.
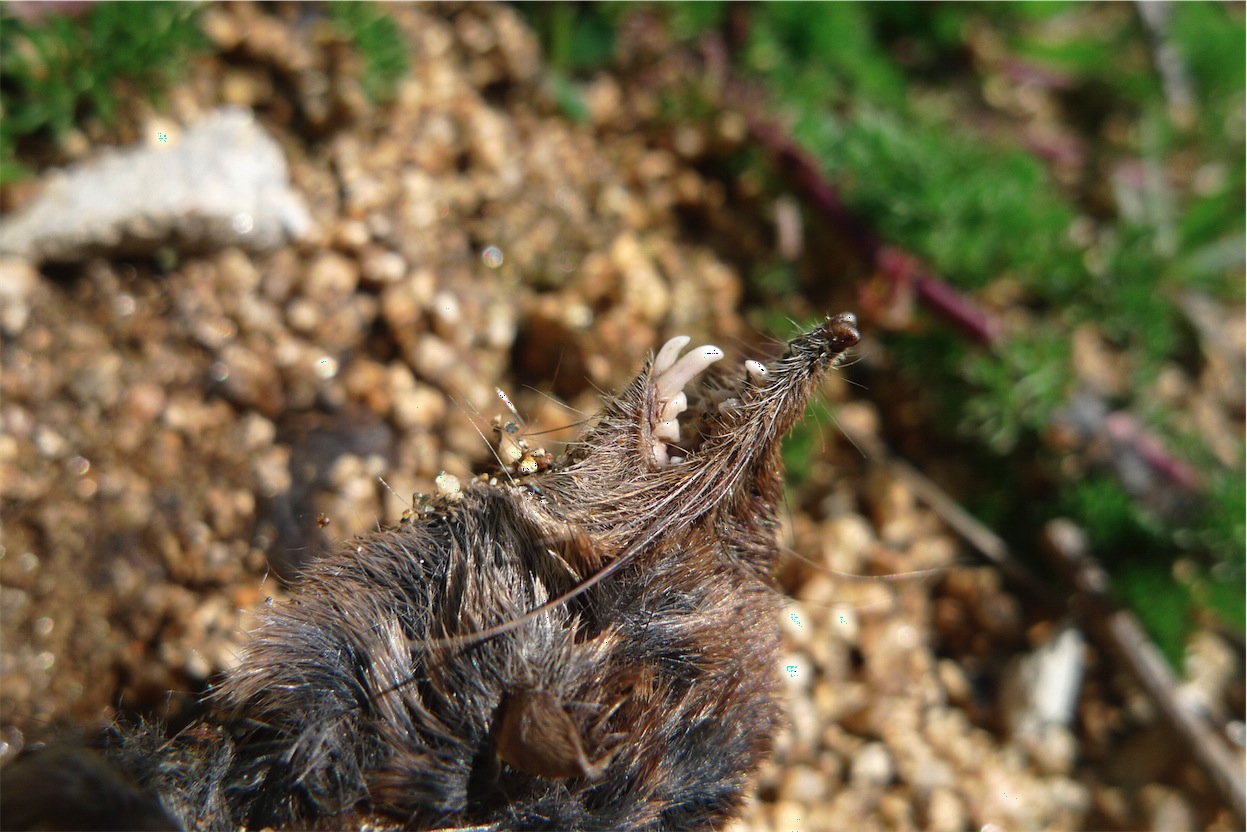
[652,441,670,466]
[654,419,681,442]
[745,360,770,381]
[653,336,691,375]
[653,392,685,442]
[661,392,687,420]
[655,345,723,402]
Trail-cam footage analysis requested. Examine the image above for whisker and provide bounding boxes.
[496,387,522,424]
[522,419,593,438]
[521,384,588,416]
[825,407,867,460]
[378,475,408,511]
[454,395,517,489]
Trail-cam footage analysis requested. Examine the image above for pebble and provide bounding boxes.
[32,426,69,460]
[285,297,320,333]
[1000,627,1085,754]
[763,799,805,832]
[936,658,971,707]
[0,108,312,262]
[390,365,447,430]
[1179,629,1237,720]
[333,218,371,250]
[220,68,271,108]
[781,601,812,648]
[408,334,459,388]
[821,512,876,576]
[238,413,277,451]
[251,446,292,499]
[361,248,408,284]
[780,764,829,804]
[2,8,1226,832]
[217,341,284,416]
[0,259,38,336]
[850,742,895,788]
[611,231,671,324]
[430,290,463,340]
[926,787,965,832]
[864,467,918,545]
[305,251,360,302]
[879,793,916,830]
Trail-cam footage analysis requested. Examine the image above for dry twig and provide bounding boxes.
[1044,519,1246,825]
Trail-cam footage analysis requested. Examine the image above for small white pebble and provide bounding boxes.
[314,356,339,380]
[435,472,463,501]
[850,742,894,787]
[497,430,524,464]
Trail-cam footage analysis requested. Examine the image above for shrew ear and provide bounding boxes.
[494,690,615,781]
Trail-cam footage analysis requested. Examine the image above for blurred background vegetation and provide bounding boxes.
[521,0,1246,666]
[2,0,1242,667]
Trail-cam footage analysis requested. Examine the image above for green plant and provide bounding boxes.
[325,2,409,104]
[545,1,1245,663]
[781,400,836,491]
[1116,561,1193,667]
[514,3,626,122]
[0,2,206,183]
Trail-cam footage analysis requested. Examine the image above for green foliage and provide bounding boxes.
[1203,577,1245,637]
[738,3,1243,652]
[513,1,624,121]
[547,74,590,124]
[1165,8,1247,299]
[743,2,909,109]
[803,110,1085,295]
[326,2,409,104]
[1060,475,1163,556]
[1170,2,1246,117]
[961,331,1072,453]
[518,2,621,74]
[1188,468,1245,636]
[1053,452,1246,652]
[1058,474,1201,666]
[0,2,206,182]
[666,3,728,42]
[86,3,205,100]
[1198,467,1247,574]
[1115,561,1192,668]
[781,416,816,490]
[782,399,836,490]
[1177,167,1247,282]
[1086,224,1183,380]
[1009,6,1161,99]
[752,263,800,298]
[566,0,1243,661]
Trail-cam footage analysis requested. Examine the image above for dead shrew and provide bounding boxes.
[1,314,860,832]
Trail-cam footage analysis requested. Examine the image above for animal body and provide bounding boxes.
[0,314,860,831]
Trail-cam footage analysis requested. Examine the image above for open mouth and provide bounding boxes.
[648,313,860,466]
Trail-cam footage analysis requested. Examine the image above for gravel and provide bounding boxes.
[0,4,1241,831]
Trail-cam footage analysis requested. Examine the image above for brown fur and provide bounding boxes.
[1,315,859,832]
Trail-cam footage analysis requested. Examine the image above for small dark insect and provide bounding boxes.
[1,314,860,832]
[316,512,331,529]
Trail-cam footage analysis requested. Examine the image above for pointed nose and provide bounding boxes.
[825,312,860,351]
